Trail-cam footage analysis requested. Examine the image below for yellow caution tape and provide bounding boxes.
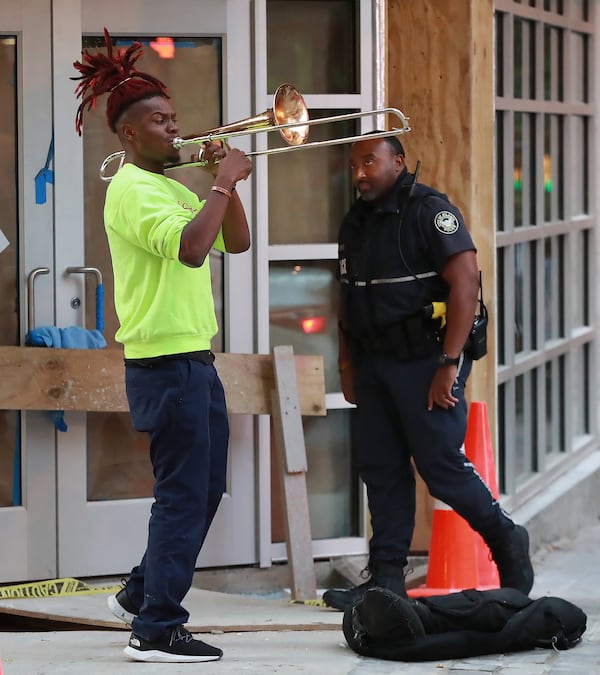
[289,598,328,607]
[0,577,121,599]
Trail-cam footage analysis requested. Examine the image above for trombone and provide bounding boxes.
[99,83,411,181]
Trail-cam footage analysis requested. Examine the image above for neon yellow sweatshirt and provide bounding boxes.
[104,163,225,358]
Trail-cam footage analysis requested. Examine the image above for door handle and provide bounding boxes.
[66,266,103,285]
[26,267,50,332]
[66,266,104,333]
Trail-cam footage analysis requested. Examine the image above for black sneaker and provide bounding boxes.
[488,524,534,594]
[108,581,140,625]
[124,625,223,663]
[323,561,407,612]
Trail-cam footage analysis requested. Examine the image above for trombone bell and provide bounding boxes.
[273,83,309,146]
[172,83,309,151]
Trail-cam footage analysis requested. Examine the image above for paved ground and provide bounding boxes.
[0,520,598,674]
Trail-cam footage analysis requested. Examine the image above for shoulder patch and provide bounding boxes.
[434,210,459,235]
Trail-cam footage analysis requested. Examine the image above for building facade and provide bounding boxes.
[0,0,598,583]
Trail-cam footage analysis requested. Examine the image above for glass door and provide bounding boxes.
[0,0,59,582]
[52,0,256,577]
[260,0,368,562]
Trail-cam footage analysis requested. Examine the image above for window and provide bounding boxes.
[267,0,358,95]
[265,0,363,542]
[495,3,594,494]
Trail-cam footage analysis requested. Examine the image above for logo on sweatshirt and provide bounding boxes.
[178,200,197,214]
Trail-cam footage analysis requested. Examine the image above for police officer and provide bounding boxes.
[323,133,534,611]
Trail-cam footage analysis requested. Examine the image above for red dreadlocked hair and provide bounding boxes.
[72,27,169,136]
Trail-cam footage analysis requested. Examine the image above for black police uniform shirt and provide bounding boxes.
[338,168,476,342]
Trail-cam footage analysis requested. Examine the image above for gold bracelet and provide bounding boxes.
[211,185,231,199]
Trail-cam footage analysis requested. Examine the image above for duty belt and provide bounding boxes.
[354,316,441,361]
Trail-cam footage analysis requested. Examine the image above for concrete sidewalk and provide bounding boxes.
[0,520,599,674]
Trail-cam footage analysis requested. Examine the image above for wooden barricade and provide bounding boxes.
[0,344,326,600]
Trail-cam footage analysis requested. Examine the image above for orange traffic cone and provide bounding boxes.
[464,401,500,589]
[408,400,503,598]
[407,477,480,597]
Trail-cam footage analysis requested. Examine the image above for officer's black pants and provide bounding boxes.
[353,351,513,567]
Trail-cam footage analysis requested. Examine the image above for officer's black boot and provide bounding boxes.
[323,560,407,612]
[486,524,534,594]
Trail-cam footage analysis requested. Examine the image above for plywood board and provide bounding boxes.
[0,347,326,416]
[0,586,340,632]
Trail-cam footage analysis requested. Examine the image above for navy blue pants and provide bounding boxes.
[353,351,513,568]
[123,358,229,641]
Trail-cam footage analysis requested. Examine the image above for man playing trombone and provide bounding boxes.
[73,29,252,663]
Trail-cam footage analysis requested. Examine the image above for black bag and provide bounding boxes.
[343,587,587,662]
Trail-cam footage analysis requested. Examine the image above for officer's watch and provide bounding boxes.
[437,353,460,367]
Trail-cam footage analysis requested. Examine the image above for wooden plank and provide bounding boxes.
[0,347,127,413]
[0,346,326,416]
[271,345,307,473]
[0,585,341,632]
[270,386,317,601]
[216,352,326,417]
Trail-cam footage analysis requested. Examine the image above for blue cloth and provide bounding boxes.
[25,326,107,431]
[25,325,106,349]
[35,135,54,205]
